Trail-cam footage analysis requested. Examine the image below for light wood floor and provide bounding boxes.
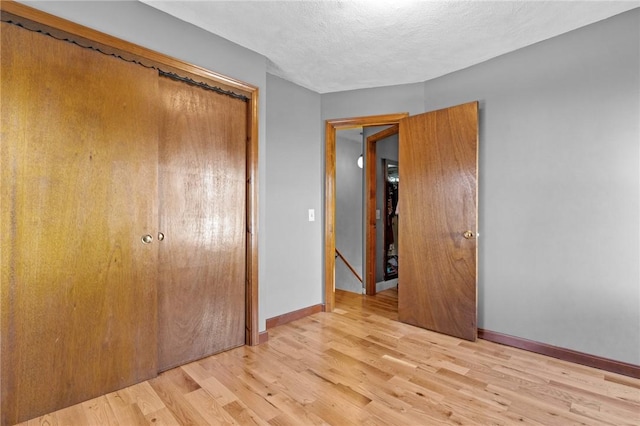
[17,289,640,425]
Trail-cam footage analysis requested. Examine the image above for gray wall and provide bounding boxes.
[264,74,323,318]
[321,82,425,121]
[421,9,639,364]
[335,133,364,293]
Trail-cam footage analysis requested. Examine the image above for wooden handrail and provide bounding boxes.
[335,248,363,283]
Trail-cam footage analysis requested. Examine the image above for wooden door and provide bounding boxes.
[0,24,159,425]
[157,77,247,371]
[398,102,478,341]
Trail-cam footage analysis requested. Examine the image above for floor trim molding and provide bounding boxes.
[478,328,639,378]
[266,304,325,330]
[258,331,269,344]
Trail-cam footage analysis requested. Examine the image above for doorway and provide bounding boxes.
[324,114,409,312]
[325,102,479,342]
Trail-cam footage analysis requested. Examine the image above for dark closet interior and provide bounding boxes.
[383,160,399,280]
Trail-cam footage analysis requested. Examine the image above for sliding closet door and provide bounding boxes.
[157,76,247,371]
[0,24,159,425]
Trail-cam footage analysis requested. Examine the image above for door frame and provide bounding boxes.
[1,2,261,346]
[324,113,408,312]
[364,125,400,296]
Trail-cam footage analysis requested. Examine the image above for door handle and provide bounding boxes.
[141,234,153,244]
[158,232,165,241]
[463,230,474,239]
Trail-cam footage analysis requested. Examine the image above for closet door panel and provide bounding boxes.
[0,23,159,425]
[158,77,247,371]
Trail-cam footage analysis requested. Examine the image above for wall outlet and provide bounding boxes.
[308,209,315,222]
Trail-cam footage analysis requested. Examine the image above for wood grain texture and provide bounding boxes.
[2,0,261,350]
[365,132,378,295]
[2,6,260,424]
[325,114,408,312]
[17,289,640,426]
[398,102,479,342]
[157,76,247,371]
[1,22,159,426]
[246,94,260,346]
[324,121,337,313]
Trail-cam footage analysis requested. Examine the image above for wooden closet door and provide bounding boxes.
[0,24,159,425]
[157,77,247,371]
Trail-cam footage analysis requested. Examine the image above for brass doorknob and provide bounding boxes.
[463,230,474,239]
[141,234,153,244]
[158,232,165,241]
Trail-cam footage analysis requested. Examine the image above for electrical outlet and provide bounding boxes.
[308,209,315,222]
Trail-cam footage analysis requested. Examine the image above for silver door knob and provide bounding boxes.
[141,234,153,244]
[463,230,474,239]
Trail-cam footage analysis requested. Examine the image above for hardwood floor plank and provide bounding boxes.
[569,402,636,426]
[15,288,640,425]
[50,404,90,426]
[104,391,149,425]
[221,400,267,426]
[204,359,281,422]
[262,394,327,426]
[123,382,167,416]
[149,375,211,425]
[183,388,239,425]
[80,396,120,425]
[144,407,182,426]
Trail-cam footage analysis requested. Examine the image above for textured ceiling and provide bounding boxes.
[141,1,639,93]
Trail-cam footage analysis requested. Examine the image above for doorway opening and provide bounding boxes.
[325,103,479,343]
[324,113,408,312]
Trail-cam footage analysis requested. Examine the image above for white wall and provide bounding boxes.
[421,9,640,364]
[264,74,323,319]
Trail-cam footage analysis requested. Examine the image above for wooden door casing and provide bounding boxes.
[398,102,478,341]
[1,23,159,425]
[157,77,247,371]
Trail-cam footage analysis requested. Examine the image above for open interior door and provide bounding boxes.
[398,101,478,341]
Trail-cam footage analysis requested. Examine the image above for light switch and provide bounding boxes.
[308,209,315,222]
[376,209,381,220]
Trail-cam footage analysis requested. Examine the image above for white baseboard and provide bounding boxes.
[376,278,398,292]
